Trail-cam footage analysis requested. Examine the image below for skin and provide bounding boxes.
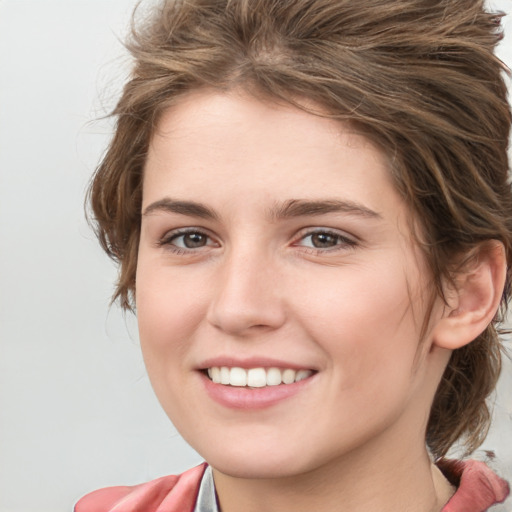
[136,89,459,511]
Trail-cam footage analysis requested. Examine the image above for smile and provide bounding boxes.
[206,367,314,387]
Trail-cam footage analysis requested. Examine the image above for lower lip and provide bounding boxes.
[200,372,315,410]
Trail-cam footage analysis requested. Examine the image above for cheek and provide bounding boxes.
[299,262,423,386]
[135,260,208,372]
[135,265,211,424]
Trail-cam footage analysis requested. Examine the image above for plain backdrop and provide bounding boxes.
[0,1,511,511]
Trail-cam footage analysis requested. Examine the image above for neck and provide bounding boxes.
[212,436,454,512]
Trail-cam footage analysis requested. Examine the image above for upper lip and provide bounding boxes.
[198,356,316,371]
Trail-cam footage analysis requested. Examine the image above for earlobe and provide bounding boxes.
[432,241,507,350]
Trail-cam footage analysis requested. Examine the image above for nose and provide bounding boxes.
[206,248,286,336]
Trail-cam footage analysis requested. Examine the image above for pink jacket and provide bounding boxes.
[75,460,509,512]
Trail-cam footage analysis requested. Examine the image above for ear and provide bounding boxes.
[432,241,507,350]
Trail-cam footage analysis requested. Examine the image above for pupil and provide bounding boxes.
[312,233,337,248]
[184,232,206,248]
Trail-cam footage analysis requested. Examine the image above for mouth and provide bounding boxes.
[203,366,315,388]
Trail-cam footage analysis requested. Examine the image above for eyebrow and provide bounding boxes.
[142,197,381,221]
[268,199,381,220]
[143,198,219,220]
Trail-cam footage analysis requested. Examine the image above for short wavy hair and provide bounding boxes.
[88,0,512,459]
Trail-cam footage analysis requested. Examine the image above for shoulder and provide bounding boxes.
[439,459,510,512]
[74,463,208,512]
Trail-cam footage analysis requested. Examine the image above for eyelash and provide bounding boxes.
[157,227,358,255]
[157,228,218,254]
[294,229,358,254]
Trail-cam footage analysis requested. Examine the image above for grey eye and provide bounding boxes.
[173,232,209,248]
[296,230,356,251]
[309,232,340,248]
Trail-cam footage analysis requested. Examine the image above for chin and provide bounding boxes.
[195,441,323,480]
[210,457,305,480]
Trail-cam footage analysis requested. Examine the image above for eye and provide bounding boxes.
[172,231,209,249]
[159,229,218,251]
[296,230,356,251]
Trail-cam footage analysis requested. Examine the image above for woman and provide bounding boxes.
[77,0,511,510]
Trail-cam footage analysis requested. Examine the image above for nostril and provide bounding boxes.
[207,305,286,335]
[206,268,286,335]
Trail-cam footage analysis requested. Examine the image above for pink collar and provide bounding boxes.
[439,459,509,511]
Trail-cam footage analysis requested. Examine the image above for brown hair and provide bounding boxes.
[88,0,512,459]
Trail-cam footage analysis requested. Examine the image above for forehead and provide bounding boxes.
[145,89,400,211]
[152,89,378,151]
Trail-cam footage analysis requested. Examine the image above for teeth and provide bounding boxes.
[206,366,314,387]
[211,367,220,384]
[230,367,247,386]
[220,367,230,385]
[295,369,311,382]
[266,367,282,386]
[282,368,296,384]
[247,368,266,388]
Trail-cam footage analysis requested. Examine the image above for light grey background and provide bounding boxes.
[0,1,510,511]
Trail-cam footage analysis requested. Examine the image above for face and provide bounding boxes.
[136,89,447,479]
